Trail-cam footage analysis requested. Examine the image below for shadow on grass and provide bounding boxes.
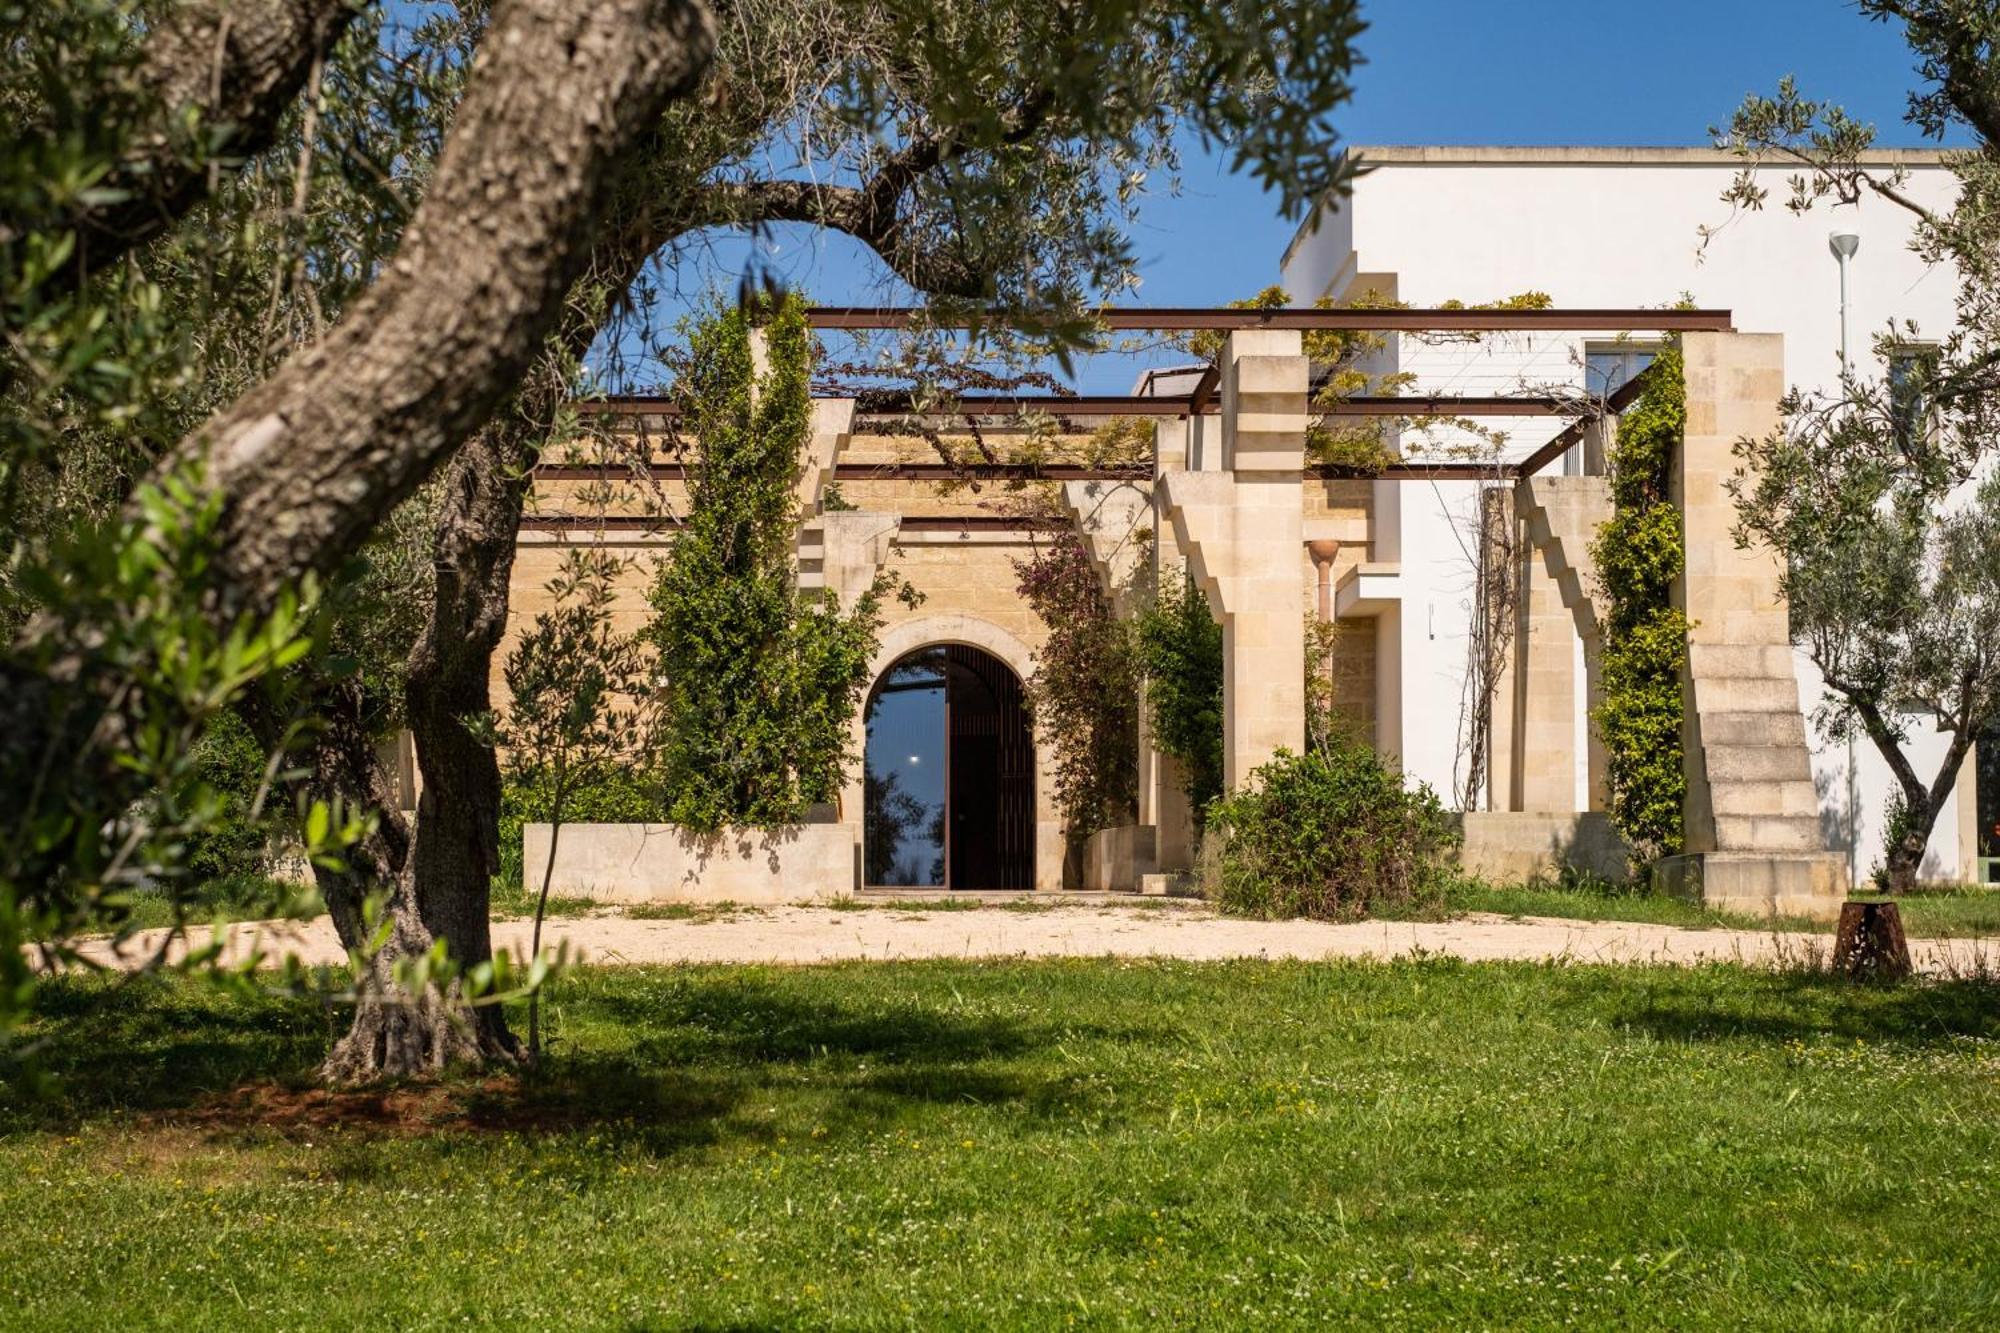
[7,968,1132,1153]
[1584,965,2000,1049]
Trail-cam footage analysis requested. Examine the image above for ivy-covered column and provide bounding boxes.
[1143,417,1198,873]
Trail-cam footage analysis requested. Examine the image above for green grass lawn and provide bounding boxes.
[1450,877,2000,939]
[7,959,2000,1328]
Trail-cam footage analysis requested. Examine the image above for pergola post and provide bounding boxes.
[1515,474,1616,812]
[1158,330,1308,794]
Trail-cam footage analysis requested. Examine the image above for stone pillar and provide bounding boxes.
[1060,478,1151,614]
[797,510,900,612]
[1158,331,1308,793]
[1658,330,1847,918]
[1145,418,1197,873]
[1483,494,1520,812]
[1517,474,1615,811]
[796,399,851,519]
[1511,534,1578,812]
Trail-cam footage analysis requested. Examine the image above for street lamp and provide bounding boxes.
[1829,227,1860,378]
[1828,225,1862,885]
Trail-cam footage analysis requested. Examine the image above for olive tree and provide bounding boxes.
[292,0,1369,1079]
[1731,348,2000,892]
[1711,0,2000,889]
[3,0,1366,1075]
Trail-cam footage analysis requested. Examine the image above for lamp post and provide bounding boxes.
[1829,226,1861,887]
[1830,228,1860,377]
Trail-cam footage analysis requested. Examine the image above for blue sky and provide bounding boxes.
[613,0,1961,392]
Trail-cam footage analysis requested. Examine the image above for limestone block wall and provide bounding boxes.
[498,532,665,708]
[1661,330,1846,916]
[1159,330,1310,793]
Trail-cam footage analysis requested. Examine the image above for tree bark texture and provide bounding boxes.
[5,0,368,298]
[309,43,1041,1080]
[242,677,411,949]
[0,0,715,904]
[150,0,714,627]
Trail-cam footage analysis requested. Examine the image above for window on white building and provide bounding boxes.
[1584,343,1658,400]
[1886,342,1938,451]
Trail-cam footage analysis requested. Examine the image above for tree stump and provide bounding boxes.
[1832,899,1912,983]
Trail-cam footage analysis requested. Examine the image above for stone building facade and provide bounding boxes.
[500,146,2000,908]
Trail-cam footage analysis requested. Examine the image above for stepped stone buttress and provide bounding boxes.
[1654,331,1846,918]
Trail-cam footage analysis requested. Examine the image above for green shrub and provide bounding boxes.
[179,707,273,886]
[1202,739,1459,921]
[497,769,662,890]
[1133,568,1224,826]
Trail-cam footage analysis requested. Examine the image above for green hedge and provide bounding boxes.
[498,770,663,890]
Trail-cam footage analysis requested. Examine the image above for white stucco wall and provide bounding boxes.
[1280,145,1973,880]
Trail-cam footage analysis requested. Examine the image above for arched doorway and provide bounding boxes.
[863,645,1034,889]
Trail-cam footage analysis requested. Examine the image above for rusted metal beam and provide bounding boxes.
[897,515,1064,532]
[1311,462,1525,482]
[519,512,1066,534]
[835,463,1149,482]
[533,461,1150,482]
[1186,365,1221,415]
[805,306,1734,332]
[1327,395,1568,417]
[1513,369,1656,479]
[856,393,1183,417]
[575,396,679,416]
[520,514,680,532]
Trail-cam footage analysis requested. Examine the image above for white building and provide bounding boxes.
[1279,145,1990,884]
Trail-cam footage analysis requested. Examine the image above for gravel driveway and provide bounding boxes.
[60,898,1995,977]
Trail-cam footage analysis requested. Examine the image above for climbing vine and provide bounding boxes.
[645,296,884,832]
[1590,340,1689,861]
[1134,567,1225,825]
[1014,513,1140,882]
[1188,286,1553,472]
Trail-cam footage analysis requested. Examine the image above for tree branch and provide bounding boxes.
[153,0,716,623]
[674,91,1059,300]
[10,0,370,298]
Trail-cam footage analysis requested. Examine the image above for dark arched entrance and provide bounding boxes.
[863,645,1034,889]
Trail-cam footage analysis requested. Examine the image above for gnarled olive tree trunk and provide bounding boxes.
[317,432,537,1080]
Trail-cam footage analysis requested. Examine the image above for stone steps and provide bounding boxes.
[1701,741,1814,783]
[1686,641,1830,858]
[1708,778,1819,818]
[796,521,828,589]
[1686,643,1799,680]
[1711,813,1826,854]
[1699,709,1811,748]
[1692,673,1806,715]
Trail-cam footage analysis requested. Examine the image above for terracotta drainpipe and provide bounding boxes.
[1306,540,1343,622]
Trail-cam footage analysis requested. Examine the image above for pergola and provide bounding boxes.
[514,305,1847,917]
[523,303,1730,531]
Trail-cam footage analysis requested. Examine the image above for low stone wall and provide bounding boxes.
[1082,824,1157,893]
[520,823,854,903]
[1651,851,1846,922]
[1456,811,1632,885]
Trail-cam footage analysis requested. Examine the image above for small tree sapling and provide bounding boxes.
[493,549,654,1059]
